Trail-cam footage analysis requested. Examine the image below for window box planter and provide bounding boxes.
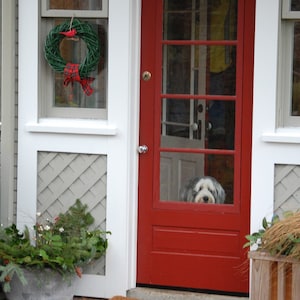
[4,268,75,300]
[248,251,300,300]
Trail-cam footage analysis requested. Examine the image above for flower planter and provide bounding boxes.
[0,199,109,295]
[4,268,75,300]
[248,251,300,300]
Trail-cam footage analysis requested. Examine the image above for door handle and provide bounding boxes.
[142,71,152,81]
[138,145,148,154]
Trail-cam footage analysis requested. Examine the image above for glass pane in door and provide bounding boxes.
[160,0,237,204]
[163,45,236,95]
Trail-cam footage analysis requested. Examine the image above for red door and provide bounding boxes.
[138,0,254,294]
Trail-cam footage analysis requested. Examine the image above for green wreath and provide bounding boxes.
[44,18,100,79]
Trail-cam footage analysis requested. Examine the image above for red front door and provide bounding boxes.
[138,0,255,294]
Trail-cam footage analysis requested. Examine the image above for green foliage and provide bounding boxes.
[243,215,279,249]
[244,211,300,260]
[0,199,110,291]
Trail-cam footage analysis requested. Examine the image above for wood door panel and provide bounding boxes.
[150,254,247,292]
[152,226,240,256]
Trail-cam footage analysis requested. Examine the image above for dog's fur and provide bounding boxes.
[180,176,226,204]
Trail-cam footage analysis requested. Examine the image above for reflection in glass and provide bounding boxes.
[54,19,107,109]
[292,22,300,115]
[49,0,102,10]
[163,45,236,95]
[160,152,233,204]
[206,154,234,204]
[163,0,237,41]
[161,99,235,150]
[291,0,300,11]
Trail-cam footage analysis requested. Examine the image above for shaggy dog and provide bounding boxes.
[180,176,226,204]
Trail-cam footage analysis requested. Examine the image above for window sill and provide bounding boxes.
[25,119,117,136]
[262,129,300,144]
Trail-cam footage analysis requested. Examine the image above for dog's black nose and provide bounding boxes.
[203,196,209,203]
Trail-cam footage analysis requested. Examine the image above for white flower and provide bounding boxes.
[59,227,64,233]
[44,225,51,231]
[36,212,41,217]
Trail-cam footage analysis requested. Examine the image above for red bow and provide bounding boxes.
[63,63,94,96]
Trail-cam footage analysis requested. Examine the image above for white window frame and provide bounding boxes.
[277,1,300,127]
[282,0,300,19]
[40,0,108,119]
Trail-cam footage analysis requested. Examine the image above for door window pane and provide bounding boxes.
[163,0,237,41]
[161,98,235,150]
[162,45,236,95]
[160,152,233,204]
[160,0,237,205]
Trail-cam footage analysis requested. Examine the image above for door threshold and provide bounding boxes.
[127,287,249,300]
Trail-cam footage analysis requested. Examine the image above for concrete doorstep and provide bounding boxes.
[127,288,249,300]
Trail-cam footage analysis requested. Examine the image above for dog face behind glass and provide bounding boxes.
[180,176,226,204]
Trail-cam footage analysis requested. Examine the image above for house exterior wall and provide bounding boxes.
[274,164,300,217]
[252,0,300,232]
[1,0,300,297]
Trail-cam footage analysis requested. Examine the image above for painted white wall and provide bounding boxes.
[18,0,141,297]
[252,0,300,231]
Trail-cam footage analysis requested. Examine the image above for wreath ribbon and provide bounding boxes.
[63,63,95,96]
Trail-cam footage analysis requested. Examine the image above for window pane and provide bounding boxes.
[291,0,300,11]
[161,98,235,150]
[162,45,236,95]
[292,22,300,116]
[53,19,107,109]
[160,152,233,204]
[49,0,102,10]
[163,0,237,41]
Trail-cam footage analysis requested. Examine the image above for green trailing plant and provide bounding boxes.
[244,211,300,259]
[244,215,279,249]
[0,199,110,292]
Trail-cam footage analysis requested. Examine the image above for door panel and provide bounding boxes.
[138,0,254,294]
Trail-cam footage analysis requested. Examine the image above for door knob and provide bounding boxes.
[138,145,148,154]
[142,71,152,81]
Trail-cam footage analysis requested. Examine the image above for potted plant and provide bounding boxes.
[0,199,110,299]
[245,212,300,299]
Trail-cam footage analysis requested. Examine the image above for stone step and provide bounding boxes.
[127,288,249,300]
